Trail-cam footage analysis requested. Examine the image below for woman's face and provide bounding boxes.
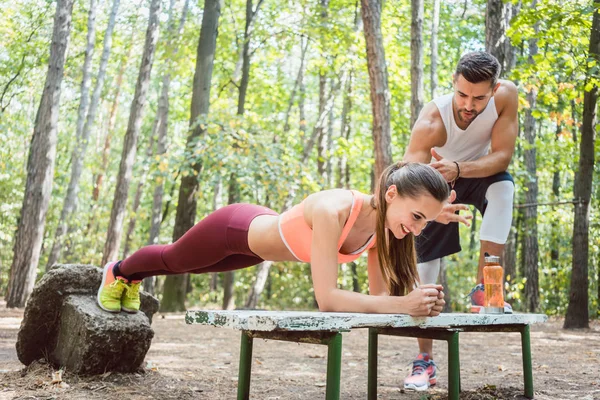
[384,185,445,239]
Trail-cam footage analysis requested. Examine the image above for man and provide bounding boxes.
[402,51,518,391]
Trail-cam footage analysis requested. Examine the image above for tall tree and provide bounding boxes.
[142,0,190,294]
[223,0,264,310]
[121,0,189,269]
[47,0,121,268]
[410,0,424,127]
[485,0,508,74]
[564,1,599,329]
[361,0,392,179]
[523,2,539,312]
[6,0,75,307]
[429,0,440,99]
[160,0,221,312]
[102,0,161,265]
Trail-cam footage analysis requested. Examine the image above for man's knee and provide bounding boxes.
[480,181,514,244]
[417,258,441,285]
[485,180,514,205]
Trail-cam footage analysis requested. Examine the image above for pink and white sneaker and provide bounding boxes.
[403,353,437,391]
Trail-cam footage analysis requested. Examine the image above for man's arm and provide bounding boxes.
[403,102,446,163]
[453,81,519,178]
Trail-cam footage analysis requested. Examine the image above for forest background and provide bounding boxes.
[0,0,598,328]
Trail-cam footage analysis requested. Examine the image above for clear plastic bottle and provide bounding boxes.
[483,255,504,314]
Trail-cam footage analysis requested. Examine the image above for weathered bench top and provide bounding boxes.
[185,310,547,332]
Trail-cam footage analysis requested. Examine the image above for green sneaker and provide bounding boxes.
[121,281,141,313]
[97,262,127,313]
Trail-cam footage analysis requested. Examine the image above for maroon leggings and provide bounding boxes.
[119,204,278,280]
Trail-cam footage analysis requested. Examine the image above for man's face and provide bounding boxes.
[452,74,498,125]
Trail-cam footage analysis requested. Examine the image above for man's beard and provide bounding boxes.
[457,108,479,123]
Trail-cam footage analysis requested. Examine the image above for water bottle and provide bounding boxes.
[483,254,504,314]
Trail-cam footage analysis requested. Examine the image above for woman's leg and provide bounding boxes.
[117,204,276,280]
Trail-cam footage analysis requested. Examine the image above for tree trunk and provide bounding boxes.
[91,16,132,205]
[245,261,272,309]
[46,0,98,269]
[430,0,440,99]
[143,0,189,295]
[439,258,452,312]
[485,0,507,74]
[237,0,263,115]
[564,1,598,329]
[337,71,353,188]
[161,0,221,312]
[410,0,424,128]
[504,1,521,74]
[6,0,74,307]
[523,12,539,313]
[469,206,478,253]
[283,36,309,134]
[122,0,187,261]
[316,0,329,178]
[222,173,239,310]
[102,0,160,266]
[503,208,521,284]
[361,0,391,179]
[550,122,561,270]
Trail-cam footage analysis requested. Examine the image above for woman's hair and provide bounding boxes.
[373,162,450,296]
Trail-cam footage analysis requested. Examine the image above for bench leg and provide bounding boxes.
[520,325,534,398]
[237,331,253,400]
[447,331,460,400]
[325,332,342,400]
[367,328,378,400]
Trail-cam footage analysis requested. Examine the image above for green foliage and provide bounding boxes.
[0,0,597,318]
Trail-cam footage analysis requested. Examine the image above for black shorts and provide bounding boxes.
[415,171,514,263]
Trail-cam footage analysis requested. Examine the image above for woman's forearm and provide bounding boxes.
[316,288,409,314]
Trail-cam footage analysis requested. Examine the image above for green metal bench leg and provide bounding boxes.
[325,332,343,400]
[521,325,534,398]
[237,331,254,400]
[367,328,378,400]
[447,331,460,400]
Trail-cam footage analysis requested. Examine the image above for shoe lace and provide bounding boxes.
[104,279,125,297]
[409,358,436,376]
[124,282,141,300]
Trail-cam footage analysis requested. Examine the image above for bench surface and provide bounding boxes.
[185,311,547,332]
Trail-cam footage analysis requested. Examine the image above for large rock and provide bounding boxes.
[16,264,160,374]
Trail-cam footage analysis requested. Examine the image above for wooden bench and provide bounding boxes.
[185,311,547,400]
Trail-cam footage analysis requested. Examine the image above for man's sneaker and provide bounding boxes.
[403,353,437,391]
[97,262,127,313]
[468,283,513,314]
[121,281,141,313]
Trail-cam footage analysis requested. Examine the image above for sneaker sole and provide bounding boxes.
[403,382,429,391]
[404,375,436,391]
[121,306,139,313]
[97,262,121,313]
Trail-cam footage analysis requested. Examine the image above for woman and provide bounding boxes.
[98,162,451,316]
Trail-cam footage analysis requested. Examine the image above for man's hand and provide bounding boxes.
[435,190,472,227]
[430,148,459,182]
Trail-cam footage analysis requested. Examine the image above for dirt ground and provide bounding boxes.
[1,301,599,400]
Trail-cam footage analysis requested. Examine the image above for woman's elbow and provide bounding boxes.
[315,292,338,312]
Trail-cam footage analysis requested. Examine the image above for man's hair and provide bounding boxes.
[455,51,501,86]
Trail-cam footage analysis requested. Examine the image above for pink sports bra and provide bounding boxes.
[278,190,376,263]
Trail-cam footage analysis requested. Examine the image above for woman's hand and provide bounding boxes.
[428,288,445,317]
[404,284,443,316]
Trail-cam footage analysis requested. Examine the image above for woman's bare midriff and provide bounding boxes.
[247,214,298,262]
